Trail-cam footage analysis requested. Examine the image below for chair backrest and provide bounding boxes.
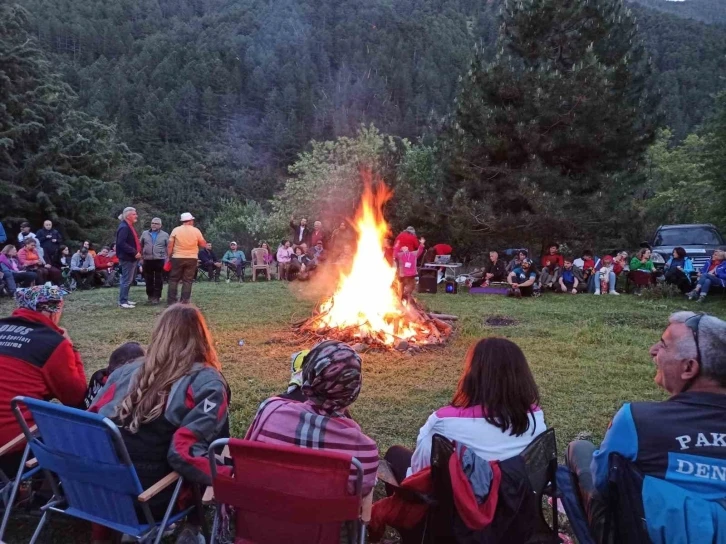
[521,428,557,500]
[209,438,362,544]
[11,397,148,532]
[606,454,650,544]
[251,248,268,267]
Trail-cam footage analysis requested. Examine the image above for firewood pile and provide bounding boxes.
[293,296,456,352]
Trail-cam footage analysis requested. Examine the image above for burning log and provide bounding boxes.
[293,175,454,351]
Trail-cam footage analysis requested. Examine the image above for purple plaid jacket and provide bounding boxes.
[245,397,378,495]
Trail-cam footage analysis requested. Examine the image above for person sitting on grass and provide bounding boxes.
[628,247,656,294]
[221,241,246,281]
[564,312,726,543]
[396,239,425,302]
[573,249,600,291]
[612,251,629,276]
[0,285,87,478]
[594,255,620,296]
[246,340,378,497]
[288,246,306,280]
[0,245,36,293]
[664,246,694,294]
[376,337,546,542]
[687,249,726,303]
[94,246,117,288]
[507,258,537,298]
[506,249,528,273]
[470,250,508,287]
[558,258,582,294]
[312,240,326,263]
[540,243,564,291]
[90,304,230,544]
[18,237,61,285]
[70,247,95,290]
[198,242,222,282]
[83,342,145,409]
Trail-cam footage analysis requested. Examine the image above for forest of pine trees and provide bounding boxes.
[1,0,725,253]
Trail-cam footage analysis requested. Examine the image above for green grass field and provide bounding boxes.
[2,280,726,542]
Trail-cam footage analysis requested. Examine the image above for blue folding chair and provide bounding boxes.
[0,425,42,540]
[9,396,198,544]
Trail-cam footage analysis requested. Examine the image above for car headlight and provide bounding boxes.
[651,253,666,264]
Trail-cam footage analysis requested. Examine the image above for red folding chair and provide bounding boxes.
[208,438,367,544]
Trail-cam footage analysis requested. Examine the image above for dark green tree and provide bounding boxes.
[0,3,134,241]
[440,0,660,250]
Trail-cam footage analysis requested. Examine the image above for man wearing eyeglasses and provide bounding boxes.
[139,217,169,305]
[565,311,726,542]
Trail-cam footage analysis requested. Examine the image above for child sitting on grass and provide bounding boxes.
[83,342,145,408]
[558,258,580,294]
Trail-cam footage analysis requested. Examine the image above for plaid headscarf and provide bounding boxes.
[301,341,362,413]
[15,283,68,313]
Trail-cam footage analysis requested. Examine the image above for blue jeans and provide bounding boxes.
[697,273,721,295]
[118,260,137,304]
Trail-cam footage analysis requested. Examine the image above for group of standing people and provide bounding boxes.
[115,208,207,308]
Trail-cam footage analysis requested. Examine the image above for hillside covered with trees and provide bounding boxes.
[2,0,725,254]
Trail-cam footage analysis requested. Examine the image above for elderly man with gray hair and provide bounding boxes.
[564,311,726,542]
[114,207,141,309]
[140,217,168,304]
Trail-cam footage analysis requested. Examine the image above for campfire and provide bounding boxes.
[295,178,454,351]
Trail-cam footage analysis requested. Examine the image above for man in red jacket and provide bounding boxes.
[0,284,87,477]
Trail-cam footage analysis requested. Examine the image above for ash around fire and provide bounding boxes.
[485,316,518,327]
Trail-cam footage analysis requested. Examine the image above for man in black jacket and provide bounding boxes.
[115,207,141,309]
[36,220,62,264]
[290,216,310,247]
[198,242,222,282]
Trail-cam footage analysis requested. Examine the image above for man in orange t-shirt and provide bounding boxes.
[167,212,206,304]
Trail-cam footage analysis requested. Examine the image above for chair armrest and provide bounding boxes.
[138,472,181,503]
[26,458,38,469]
[360,491,373,523]
[202,486,214,505]
[0,424,38,457]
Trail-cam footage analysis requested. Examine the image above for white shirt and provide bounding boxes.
[408,404,547,477]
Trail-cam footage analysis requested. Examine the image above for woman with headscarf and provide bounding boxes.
[245,340,378,496]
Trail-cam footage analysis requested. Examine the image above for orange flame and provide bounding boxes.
[314,175,432,346]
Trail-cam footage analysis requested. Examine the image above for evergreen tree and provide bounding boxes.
[441,0,660,249]
[0,3,133,240]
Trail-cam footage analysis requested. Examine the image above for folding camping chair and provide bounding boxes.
[8,396,202,544]
[420,431,560,543]
[208,438,367,544]
[225,262,246,282]
[196,261,210,282]
[0,425,41,541]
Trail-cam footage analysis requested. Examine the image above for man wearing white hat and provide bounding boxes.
[167,212,206,304]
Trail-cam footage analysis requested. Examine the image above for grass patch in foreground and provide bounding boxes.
[1,282,725,542]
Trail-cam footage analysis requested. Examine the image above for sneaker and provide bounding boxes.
[697,294,707,303]
[594,290,601,296]
[119,303,135,309]
[127,301,137,306]
[686,290,699,301]
[608,291,620,296]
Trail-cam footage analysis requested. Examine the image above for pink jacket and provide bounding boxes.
[276,246,293,263]
[397,246,424,278]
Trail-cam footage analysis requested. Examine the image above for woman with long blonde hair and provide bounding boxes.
[91,304,229,543]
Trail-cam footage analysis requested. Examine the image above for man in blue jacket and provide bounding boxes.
[566,311,726,542]
[114,207,141,309]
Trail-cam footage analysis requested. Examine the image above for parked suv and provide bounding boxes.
[650,224,725,272]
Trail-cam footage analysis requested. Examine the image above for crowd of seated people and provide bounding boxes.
[1,286,723,544]
[464,243,726,300]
